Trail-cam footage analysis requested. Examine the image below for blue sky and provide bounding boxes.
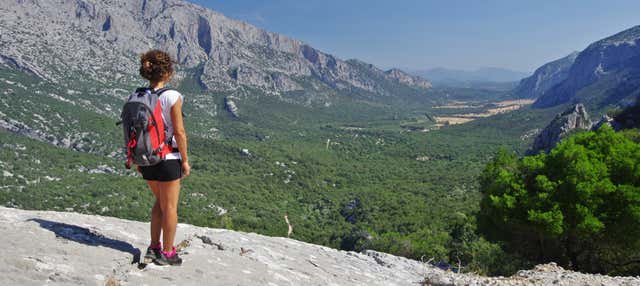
[189,0,640,73]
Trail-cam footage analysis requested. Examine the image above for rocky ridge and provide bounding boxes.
[2,207,639,286]
[528,99,640,155]
[513,52,578,99]
[528,104,592,154]
[532,25,640,108]
[0,0,430,96]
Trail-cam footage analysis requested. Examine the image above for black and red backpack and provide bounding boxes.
[118,87,173,169]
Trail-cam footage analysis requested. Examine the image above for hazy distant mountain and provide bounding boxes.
[513,52,579,99]
[412,67,529,87]
[0,0,430,97]
[532,26,640,108]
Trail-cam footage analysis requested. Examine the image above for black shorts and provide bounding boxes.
[139,159,182,181]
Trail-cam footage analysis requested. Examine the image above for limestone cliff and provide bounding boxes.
[0,0,430,96]
[532,26,640,108]
[528,104,592,154]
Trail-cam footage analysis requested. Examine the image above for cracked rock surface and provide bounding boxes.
[2,207,639,286]
[0,207,427,286]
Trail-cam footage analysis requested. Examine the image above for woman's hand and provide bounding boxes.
[182,161,191,178]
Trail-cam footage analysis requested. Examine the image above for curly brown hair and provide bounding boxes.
[139,50,175,83]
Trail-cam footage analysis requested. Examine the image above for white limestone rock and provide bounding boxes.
[1,207,638,286]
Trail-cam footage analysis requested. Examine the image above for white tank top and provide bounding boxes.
[155,89,183,160]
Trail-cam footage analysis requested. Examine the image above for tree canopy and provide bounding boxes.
[478,125,640,275]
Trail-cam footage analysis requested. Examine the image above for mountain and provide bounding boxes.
[0,0,436,155]
[513,52,579,99]
[413,67,529,87]
[531,26,640,108]
[3,207,639,286]
[528,104,592,154]
[0,0,430,98]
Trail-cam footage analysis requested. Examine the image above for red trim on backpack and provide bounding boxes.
[149,100,172,159]
[125,134,137,169]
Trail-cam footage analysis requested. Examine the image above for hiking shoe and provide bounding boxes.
[143,243,162,264]
[154,247,182,266]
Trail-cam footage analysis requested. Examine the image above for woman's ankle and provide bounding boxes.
[150,241,162,250]
[162,246,177,257]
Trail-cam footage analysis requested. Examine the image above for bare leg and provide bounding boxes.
[147,180,162,246]
[157,179,181,252]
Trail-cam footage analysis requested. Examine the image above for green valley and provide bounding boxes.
[0,65,559,274]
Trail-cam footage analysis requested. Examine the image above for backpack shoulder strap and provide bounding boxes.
[135,87,148,93]
[128,87,150,100]
[152,88,186,117]
[154,87,172,96]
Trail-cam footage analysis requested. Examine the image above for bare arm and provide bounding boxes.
[170,97,190,176]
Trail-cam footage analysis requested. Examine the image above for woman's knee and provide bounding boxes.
[156,180,180,212]
[158,198,178,214]
[152,201,162,214]
[160,201,177,212]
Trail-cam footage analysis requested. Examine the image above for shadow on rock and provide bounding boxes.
[28,218,141,264]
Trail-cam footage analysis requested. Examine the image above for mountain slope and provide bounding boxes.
[0,0,437,155]
[531,26,640,108]
[0,0,430,97]
[513,52,579,99]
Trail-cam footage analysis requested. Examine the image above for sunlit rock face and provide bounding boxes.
[0,0,430,95]
[528,104,592,154]
[514,52,578,99]
[531,26,640,108]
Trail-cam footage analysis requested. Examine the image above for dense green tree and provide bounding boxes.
[478,125,640,274]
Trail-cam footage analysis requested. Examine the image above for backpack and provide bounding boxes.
[117,87,173,169]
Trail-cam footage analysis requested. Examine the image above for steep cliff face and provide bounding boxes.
[513,52,578,99]
[385,68,432,89]
[532,26,640,108]
[0,0,429,95]
[528,104,592,154]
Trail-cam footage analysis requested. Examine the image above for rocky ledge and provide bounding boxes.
[528,104,592,154]
[1,207,638,286]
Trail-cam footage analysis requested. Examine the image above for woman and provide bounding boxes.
[137,50,190,266]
